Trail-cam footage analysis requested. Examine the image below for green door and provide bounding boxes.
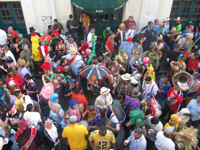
[170,0,200,29]
[0,2,27,36]
[73,5,123,36]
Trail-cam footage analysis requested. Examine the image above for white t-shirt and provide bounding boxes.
[155,131,175,150]
[0,29,7,46]
[23,95,33,111]
[87,32,93,48]
[46,124,58,143]
[23,111,42,127]
[142,81,159,99]
[5,50,16,65]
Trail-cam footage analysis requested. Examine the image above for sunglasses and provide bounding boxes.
[45,121,52,125]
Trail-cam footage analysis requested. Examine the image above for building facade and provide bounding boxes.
[0,0,199,36]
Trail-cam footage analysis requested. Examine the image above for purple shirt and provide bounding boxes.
[88,106,101,127]
[18,67,31,79]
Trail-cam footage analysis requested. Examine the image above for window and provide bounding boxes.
[192,0,200,19]
[170,0,181,19]
[181,0,193,19]
[12,2,24,23]
[112,9,122,20]
[0,2,12,23]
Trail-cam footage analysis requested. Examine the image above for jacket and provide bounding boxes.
[38,122,62,150]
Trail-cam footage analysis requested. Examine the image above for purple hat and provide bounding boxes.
[126,96,140,109]
[6,56,13,64]
[146,92,154,100]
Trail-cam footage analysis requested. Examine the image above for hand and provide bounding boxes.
[105,124,110,128]
[31,55,33,59]
[124,140,129,146]
[70,25,74,29]
[149,129,156,135]
[56,139,60,145]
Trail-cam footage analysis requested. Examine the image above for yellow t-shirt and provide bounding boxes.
[62,123,88,150]
[14,96,24,111]
[89,130,116,150]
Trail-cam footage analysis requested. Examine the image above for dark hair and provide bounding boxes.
[145,107,153,115]
[12,38,18,44]
[24,73,32,80]
[88,105,95,112]
[136,65,144,74]
[99,125,106,132]
[54,19,58,22]
[90,27,95,31]
[151,117,159,125]
[45,116,54,121]
[97,56,104,63]
[54,56,59,62]
[60,58,65,65]
[48,25,52,30]
[14,90,21,97]
[145,76,152,81]
[26,104,33,112]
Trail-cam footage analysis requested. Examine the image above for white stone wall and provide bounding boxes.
[123,0,173,32]
[20,0,72,34]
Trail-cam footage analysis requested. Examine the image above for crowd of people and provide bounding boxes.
[0,12,200,150]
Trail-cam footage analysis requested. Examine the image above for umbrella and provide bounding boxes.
[79,64,110,80]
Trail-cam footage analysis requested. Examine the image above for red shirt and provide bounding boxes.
[187,58,199,71]
[105,37,114,53]
[12,31,18,38]
[167,87,183,111]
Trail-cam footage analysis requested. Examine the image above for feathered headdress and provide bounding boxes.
[125,96,140,110]
[175,126,198,150]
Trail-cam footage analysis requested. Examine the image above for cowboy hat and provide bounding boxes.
[100,87,110,95]
[121,73,131,81]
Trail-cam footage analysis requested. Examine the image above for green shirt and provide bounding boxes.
[51,74,67,82]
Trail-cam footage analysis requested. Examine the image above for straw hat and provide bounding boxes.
[70,46,77,54]
[121,73,131,81]
[100,87,110,95]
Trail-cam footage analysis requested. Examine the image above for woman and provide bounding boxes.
[133,33,145,53]
[144,44,159,71]
[48,93,64,124]
[129,50,142,73]
[130,77,142,98]
[55,39,65,58]
[68,100,81,122]
[24,73,38,101]
[80,12,90,41]
[11,38,21,61]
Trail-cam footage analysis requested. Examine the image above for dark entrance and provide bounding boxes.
[0,2,27,36]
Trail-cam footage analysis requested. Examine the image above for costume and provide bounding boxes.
[31,33,43,62]
[62,47,84,76]
[95,93,113,111]
[115,49,128,69]
[15,120,41,150]
[129,108,145,127]
[125,96,140,113]
[187,58,199,72]
[175,126,198,150]
[79,42,89,58]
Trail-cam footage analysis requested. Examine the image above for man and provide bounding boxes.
[23,103,42,127]
[123,16,136,30]
[89,125,116,150]
[56,58,67,73]
[124,128,147,150]
[176,17,182,33]
[125,24,135,40]
[53,19,63,31]
[155,126,175,150]
[103,26,112,39]
[14,89,24,112]
[18,34,31,48]
[7,26,18,38]
[62,115,88,150]
[0,29,7,46]
[160,86,183,121]
[103,52,112,68]
[105,32,115,57]
[83,105,101,131]
[66,14,79,42]
[86,49,94,65]
[80,12,90,41]
[186,52,199,74]
[39,32,52,43]
[119,37,134,56]
[87,28,95,48]
[50,68,67,85]
[187,93,200,128]
[142,76,159,100]
[95,87,113,112]
[39,117,62,150]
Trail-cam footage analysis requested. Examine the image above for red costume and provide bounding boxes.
[187,58,199,71]
[167,87,183,111]
[71,93,88,109]
[6,73,23,90]
[79,42,89,57]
